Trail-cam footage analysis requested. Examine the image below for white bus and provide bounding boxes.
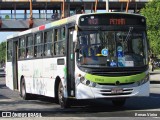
[6,12,150,108]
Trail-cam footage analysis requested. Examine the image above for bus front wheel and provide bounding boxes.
[20,78,30,100]
[112,99,126,107]
[58,81,70,108]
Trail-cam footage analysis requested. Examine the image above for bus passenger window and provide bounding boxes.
[61,27,65,40]
[54,43,59,55]
[53,28,65,56]
[34,33,43,58]
[44,31,53,57]
[19,37,25,59]
[26,35,33,59]
[7,41,12,61]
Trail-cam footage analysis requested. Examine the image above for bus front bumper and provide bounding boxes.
[76,81,150,99]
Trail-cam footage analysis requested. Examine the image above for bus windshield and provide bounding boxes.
[77,30,148,67]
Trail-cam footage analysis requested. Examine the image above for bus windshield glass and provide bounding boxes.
[77,30,148,67]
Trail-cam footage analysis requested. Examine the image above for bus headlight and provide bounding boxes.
[135,74,149,86]
[80,76,97,87]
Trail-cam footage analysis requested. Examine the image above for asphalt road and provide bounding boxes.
[0,74,160,119]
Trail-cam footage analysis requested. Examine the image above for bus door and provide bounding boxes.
[67,28,75,97]
[12,40,18,90]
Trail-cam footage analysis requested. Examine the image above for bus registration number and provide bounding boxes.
[111,88,123,94]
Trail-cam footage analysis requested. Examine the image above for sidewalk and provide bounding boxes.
[150,69,160,84]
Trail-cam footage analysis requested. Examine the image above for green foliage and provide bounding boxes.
[140,0,160,56]
[0,41,6,66]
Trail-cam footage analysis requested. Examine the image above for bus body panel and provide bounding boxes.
[18,57,66,97]
[76,81,149,99]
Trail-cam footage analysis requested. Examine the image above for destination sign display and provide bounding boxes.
[79,13,146,26]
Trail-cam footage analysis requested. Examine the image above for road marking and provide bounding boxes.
[150,84,160,88]
[0,99,14,102]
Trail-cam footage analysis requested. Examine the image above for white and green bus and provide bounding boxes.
[6,12,149,108]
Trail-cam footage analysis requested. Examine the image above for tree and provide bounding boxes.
[0,41,6,67]
[140,0,160,56]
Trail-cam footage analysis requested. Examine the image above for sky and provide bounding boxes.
[0,32,18,43]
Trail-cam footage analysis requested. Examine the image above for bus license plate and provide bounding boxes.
[111,88,123,94]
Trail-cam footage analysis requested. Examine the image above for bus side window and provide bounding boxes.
[34,33,43,58]
[59,27,65,55]
[54,27,66,56]
[61,27,65,40]
[44,30,53,57]
[26,35,33,59]
[19,37,25,59]
[7,41,13,61]
[54,29,58,55]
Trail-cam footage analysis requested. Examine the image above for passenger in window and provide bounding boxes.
[55,44,59,55]
[47,49,51,56]
[20,51,25,59]
[60,47,65,55]
[27,50,33,58]
[37,50,42,57]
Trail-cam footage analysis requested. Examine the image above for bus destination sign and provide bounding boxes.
[79,13,146,26]
[109,18,126,25]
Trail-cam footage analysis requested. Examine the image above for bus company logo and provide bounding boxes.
[115,81,120,85]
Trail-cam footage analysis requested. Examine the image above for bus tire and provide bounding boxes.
[112,99,126,107]
[58,81,71,108]
[20,77,30,100]
[54,77,60,104]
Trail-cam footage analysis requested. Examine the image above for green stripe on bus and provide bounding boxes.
[63,66,67,77]
[85,72,146,84]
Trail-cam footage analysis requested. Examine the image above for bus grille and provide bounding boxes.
[100,88,133,96]
[98,82,134,86]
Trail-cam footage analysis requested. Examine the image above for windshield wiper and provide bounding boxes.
[124,27,133,43]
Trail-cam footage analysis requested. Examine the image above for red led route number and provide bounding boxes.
[88,18,99,25]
